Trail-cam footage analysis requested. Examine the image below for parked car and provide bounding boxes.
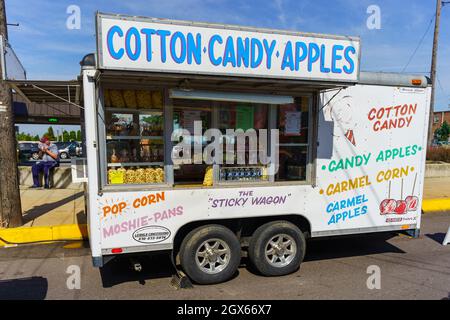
[17,142,40,162]
[58,141,83,159]
[54,141,71,159]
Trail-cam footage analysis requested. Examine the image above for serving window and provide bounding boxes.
[98,86,313,189]
[276,97,310,182]
[172,99,212,185]
[102,88,165,185]
[216,102,270,184]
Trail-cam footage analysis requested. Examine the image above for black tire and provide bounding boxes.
[248,221,305,277]
[179,224,241,285]
[59,152,68,159]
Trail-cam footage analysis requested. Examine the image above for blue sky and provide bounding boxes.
[6,0,450,128]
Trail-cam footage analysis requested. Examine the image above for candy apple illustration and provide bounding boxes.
[394,200,407,214]
[380,199,397,215]
[405,196,419,211]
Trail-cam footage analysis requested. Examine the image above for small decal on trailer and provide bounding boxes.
[132,226,171,244]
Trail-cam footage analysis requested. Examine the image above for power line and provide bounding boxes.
[436,75,450,106]
[437,75,446,93]
[401,14,435,73]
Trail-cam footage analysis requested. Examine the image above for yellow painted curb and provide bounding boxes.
[422,198,450,213]
[0,224,87,247]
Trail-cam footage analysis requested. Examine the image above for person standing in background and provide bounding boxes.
[31,136,59,189]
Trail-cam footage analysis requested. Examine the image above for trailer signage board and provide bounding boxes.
[96,13,360,82]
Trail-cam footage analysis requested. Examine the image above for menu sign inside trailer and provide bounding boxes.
[96,13,360,82]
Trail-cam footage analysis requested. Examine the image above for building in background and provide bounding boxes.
[432,110,450,134]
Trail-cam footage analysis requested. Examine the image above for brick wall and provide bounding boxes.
[432,111,450,137]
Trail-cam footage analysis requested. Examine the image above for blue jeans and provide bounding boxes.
[32,161,58,187]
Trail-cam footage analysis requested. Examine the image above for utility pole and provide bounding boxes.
[427,0,442,147]
[0,0,22,227]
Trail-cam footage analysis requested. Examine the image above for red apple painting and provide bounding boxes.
[405,196,419,211]
[394,200,407,215]
[380,199,397,215]
[379,175,419,216]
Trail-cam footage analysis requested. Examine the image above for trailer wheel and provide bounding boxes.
[179,225,241,285]
[248,221,305,277]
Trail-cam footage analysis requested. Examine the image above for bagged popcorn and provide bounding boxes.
[136,90,153,109]
[203,166,213,186]
[110,90,125,108]
[123,90,137,109]
[152,91,163,108]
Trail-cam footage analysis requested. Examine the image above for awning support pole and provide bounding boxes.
[10,83,33,105]
[319,87,345,112]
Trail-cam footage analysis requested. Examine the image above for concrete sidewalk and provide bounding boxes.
[423,177,450,199]
[20,184,86,227]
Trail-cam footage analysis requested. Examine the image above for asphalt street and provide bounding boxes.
[0,212,449,300]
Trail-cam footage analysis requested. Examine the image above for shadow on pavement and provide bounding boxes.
[99,233,404,287]
[304,232,405,262]
[76,210,87,225]
[22,191,84,224]
[0,277,48,300]
[99,252,176,288]
[425,233,446,245]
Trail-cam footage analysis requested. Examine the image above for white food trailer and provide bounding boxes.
[81,13,431,284]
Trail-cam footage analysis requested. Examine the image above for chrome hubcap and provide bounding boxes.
[265,234,296,268]
[195,239,230,274]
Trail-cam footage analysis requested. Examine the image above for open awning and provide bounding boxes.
[8,80,82,109]
[98,70,351,95]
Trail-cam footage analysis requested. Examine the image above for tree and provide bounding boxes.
[62,130,70,142]
[44,126,56,141]
[69,130,77,141]
[435,121,450,142]
[76,130,82,141]
[16,132,39,141]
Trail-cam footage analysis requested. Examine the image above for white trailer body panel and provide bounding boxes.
[85,82,430,255]
[314,84,429,235]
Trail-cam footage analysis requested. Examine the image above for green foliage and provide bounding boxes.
[76,130,82,141]
[16,132,39,141]
[62,130,70,142]
[42,126,56,141]
[69,130,77,141]
[435,121,450,142]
